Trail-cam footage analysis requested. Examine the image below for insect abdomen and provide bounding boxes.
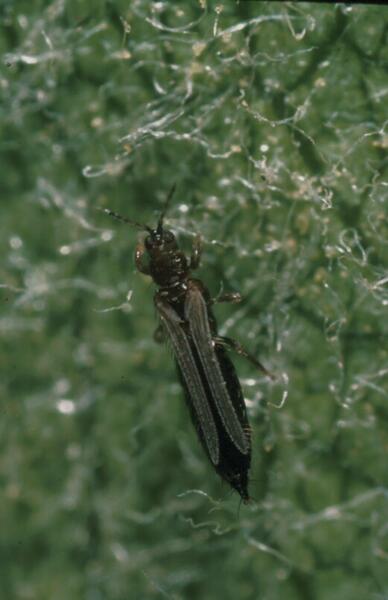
[177,343,251,502]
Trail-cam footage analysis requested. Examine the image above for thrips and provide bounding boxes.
[104,186,271,502]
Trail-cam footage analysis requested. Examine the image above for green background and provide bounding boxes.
[1,2,387,599]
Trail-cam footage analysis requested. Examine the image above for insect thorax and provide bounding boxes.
[149,249,188,288]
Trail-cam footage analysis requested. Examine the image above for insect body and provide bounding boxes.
[104,188,270,502]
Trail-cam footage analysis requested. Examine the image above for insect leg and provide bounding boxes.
[135,243,151,275]
[209,281,242,305]
[214,335,274,379]
[211,292,242,305]
[190,234,202,270]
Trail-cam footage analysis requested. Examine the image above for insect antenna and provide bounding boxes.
[99,207,152,233]
[156,182,176,234]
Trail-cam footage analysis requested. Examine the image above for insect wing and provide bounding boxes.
[185,283,249,455]
[155,297,220,465]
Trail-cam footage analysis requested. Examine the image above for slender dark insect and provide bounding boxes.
[103,186,270,502]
